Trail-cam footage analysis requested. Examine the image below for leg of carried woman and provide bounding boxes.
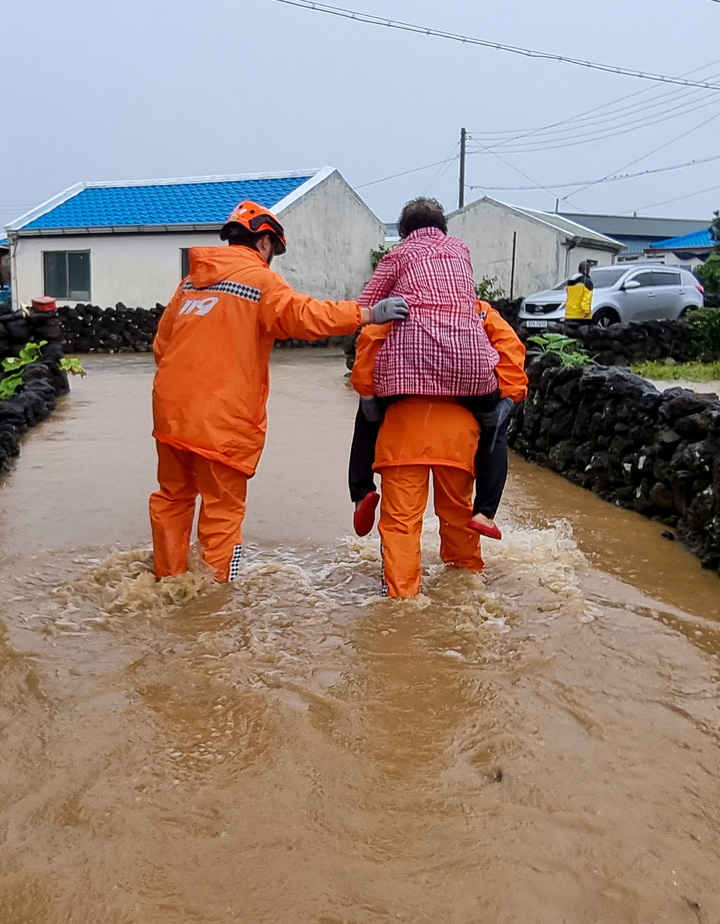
[457,390,506,540]
[469,417,509,540]
[348,395,406,537]
[348,400,382,535]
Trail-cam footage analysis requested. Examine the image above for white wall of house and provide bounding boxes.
[275,170,385,300]
[12,173,385,309]
[643,250,709,272]
[566,244,616,275]
[447,199,617,297]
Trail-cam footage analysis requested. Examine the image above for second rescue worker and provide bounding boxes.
[150,200,408,583]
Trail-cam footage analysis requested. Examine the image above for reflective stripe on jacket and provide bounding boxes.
[153,245,362,476]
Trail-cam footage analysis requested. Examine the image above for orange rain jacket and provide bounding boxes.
[153,246,363,477]
[374,397,481,474]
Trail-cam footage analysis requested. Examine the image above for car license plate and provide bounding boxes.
[525,319,548,328]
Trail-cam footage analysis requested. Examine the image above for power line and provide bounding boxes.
[423,144,460,198]
[467,152,720,191]
[569,106,720,198]
[465,94,720,154]
[468,137,580,207]
[467,72,720,143]
[468,92,720,150]
[466,57,720,148]
[355,156,457,189]
[633,182,720,211]
[270,0,720,90]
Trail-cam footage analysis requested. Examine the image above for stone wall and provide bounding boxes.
[508,353,720,572]
[0,308,70,474]
[58,303,163,353]
[49,300,720,367]
[55,303,352,353]
[518,318,710,366]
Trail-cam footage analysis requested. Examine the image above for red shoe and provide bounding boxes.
[353,491,380,536]
[468,519,502,540]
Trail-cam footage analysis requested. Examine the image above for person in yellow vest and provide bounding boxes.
[564,261,594,332]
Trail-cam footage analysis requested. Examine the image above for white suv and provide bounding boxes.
[519,264,705,330]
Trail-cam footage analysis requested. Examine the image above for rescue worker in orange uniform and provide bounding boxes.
[150,200,408,582]
[350,300,527,598]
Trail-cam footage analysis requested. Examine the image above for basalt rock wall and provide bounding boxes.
[0,309,70,475]
[57,303,353,353]
[518,317,718,366]
[58,303,163,353]
[508,353,720,572]
[52,301,720,369]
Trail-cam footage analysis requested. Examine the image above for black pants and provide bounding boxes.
[348,391,507,519]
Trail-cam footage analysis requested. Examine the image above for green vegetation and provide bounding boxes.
[0,341,86,400]
[0,340,47,399]
[60,356,86,377]
[370,243,396,270]
[527,332,595,368]
[696,254,720,296]
[475,275,506,302]
[632,358,720,382]
[710,209,720,250]
[688,305,720,354]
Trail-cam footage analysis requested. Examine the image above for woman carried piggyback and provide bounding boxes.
[367,210,499,400]
[350,197,514,540]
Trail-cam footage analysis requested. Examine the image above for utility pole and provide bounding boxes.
[509,231,517,301]
[458,127,467,209]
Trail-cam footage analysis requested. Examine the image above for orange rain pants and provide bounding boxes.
[378,463,484,598]
[149,442,248,582]
[372,397,485,599]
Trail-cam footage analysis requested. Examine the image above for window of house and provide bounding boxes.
[43,251,91,300]
[180,248,190,279]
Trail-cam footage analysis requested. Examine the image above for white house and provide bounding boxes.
[447,196,624,298]
[4,167,386,311]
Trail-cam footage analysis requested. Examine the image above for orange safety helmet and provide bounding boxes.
[220,200,287,254]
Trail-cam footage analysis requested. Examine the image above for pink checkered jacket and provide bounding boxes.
[358,227,499,397]
[358,228,499,397]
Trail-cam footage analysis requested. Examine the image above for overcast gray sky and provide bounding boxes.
[3,0,720,232]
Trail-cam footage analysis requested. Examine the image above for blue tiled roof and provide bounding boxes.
[649,229,714,249]
[20,175,313,230]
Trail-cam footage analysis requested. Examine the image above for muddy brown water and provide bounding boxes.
[1,351,719,924]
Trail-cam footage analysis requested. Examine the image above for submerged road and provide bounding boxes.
[0,351,719,923]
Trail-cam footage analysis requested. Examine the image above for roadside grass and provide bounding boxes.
[631,358,720,381]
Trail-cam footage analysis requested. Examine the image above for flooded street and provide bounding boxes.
[1,351,720,923]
